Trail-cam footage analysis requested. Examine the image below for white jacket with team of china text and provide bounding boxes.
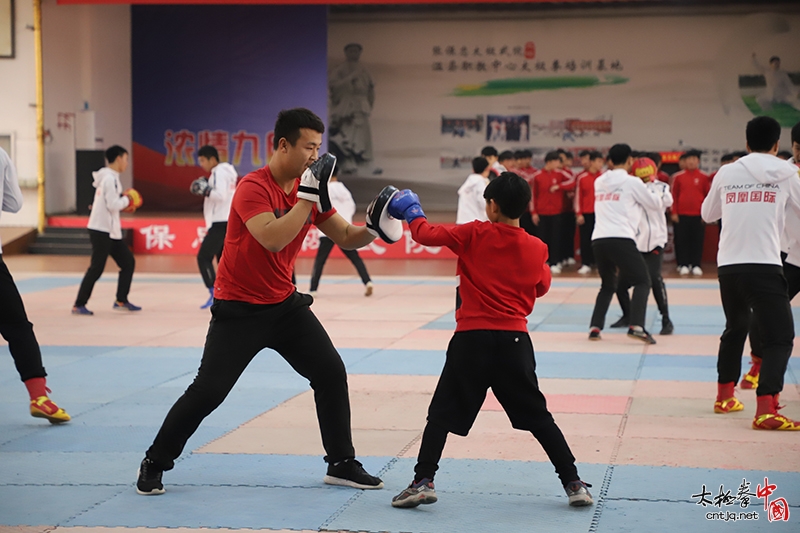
[591,168,663,241]
[204,162,237,228]
[456,173,490,224]
[635,180,673,253]
[0,147,24,253]
[701,153,800,267]
[87,167,129,240]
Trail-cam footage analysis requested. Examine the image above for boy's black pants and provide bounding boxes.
[309,236,371,292]
[717,267,793,397]
[197,222,227,289]
[0,255,46,381]
[590,238,651,330]
[578,214,595,267]
[537,215,562,266]
[74,229,135,306]
[414,330,579,487]
[145,292,356,470]
[674,215,704,267]
[616,247,670,320]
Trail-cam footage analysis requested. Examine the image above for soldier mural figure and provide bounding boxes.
[329,43,375,175]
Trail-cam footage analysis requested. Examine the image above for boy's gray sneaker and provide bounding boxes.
[566,480,594,506]
[392,478,438,508]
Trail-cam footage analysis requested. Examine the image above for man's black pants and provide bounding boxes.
[309,237,371,292]
[578,214,595,267]
[674,215,704,268]
[590,238,651,330]
[560,212,576,262]
[145,292,356,470]
[0,255,46,381]
[616,247,670,320]
[75,229,135,306]
[537,215,562,266]
[717,267,793,397]
[197,222,227,289]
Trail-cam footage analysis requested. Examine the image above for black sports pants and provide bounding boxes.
[197,222,227,289]
[590,238,651,330]
[145,292,355,470]
[717,268,793,397]
[560,212,576,262]
[309,237,371,291]
[616,247,670,320]
[537,215,562,266]
[74,229,135,306]
[674,215,704,267]
[747,259,800,364]
[0,255,46,381]
[414,330,579,487]
[578,213,595,267]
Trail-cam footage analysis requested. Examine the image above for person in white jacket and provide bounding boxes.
[456,157,491,224]
[0,147,70,423]
[588,144,663,344]
[73,145,141,315]
[192,146,238,309]
[309,167,373,296]
[610,157,675,335]
[701,116,800,431]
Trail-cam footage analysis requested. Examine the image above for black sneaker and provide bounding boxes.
[565,480,594,507]
[660,318,674,335]
[323,458,384,489]
[136,457,165,495]
[588,327,602,341]
[627,327,656,344]
[392,478,438,508]
[609,316,629,328]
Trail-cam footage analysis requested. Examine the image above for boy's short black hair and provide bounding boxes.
[498,150,515,162]
[197,145,220,161]
[791,120,800,145]
[578,149,591,158]
[746,116,781,153]
[733,150,749,159]
[720,153,736,164]
[105,145,128,164]
[679,153,687,161]
[544,150,561,162]
[481,146,498,158]
[647,152,662,165]
[472,156,489,174]
[684,149,702,159]
[514,150,526,159]
[607,144,632,165]
[483,172,531,219]
[631,150,642,158]
[589,150,604,161]
[777,150,792,160]
[559,149,573,160]
[770,56,780,64]
[273,108,325,150]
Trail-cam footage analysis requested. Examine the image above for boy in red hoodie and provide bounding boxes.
[387,172,593,509]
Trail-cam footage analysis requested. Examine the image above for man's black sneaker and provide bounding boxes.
[588,327,602,341]
[627,327,656,344]
[323,458,384,489]
[136,457,165,495]
[609,316,629,328]
[660,318,674,335]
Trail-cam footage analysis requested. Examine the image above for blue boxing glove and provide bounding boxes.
[388,189,426,223]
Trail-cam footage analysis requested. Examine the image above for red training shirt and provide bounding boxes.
[409,218,551,332]
[574,170,600,215]
[214,166,336,304]
[671,169,710,216]
[531,169,573,216]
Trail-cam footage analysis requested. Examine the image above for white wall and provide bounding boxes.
[42,1,132,215]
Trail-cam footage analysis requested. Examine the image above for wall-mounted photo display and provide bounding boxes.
[0,0,13,59]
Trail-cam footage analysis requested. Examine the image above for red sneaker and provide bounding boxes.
[30,396,71,424]
[740,354,761,390]
[714,382,744,414]
[753,394,800,430]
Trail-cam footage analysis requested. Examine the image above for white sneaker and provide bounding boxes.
[550,264,562,274]
[577,265,592,275]
[691,266,703,276]
[364,282,374,297]
[678,266,690,275]
[308,290,317,297]
[565,258,576,266]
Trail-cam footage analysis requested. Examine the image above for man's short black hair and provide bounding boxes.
[498,150,515,162]
[777,150,792,160]
[589,150,604,161]
[631,150,642,158]
[578,150,591,158]
[105,145,128,164]
[483,172,530,219]
[559,149,573,160]
[647,152,662,165]
[514,150,526,159]
[481,146,498,158]
[544,150,561,162]
[733,150,749,159]
[746,116,782,153]
[792,120,800,145]
[770,56,780,64]
[607,144,632,165]
[273,108,325,150]
[679,153,687,161]
[684,149,702,159]
[197,145,220,161]
[720,153,736,164]
[472,156,489,174]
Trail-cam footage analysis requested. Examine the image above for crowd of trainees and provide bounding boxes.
[456,135,800,277]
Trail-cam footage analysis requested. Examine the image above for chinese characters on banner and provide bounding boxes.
[691,477,790,523]
[164,129,275,168]
[431,43,623,74]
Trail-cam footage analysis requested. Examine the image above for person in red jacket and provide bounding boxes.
[514,149,537,236]
[670,149,710,275]
[558,149,578,267]
[387,172,594,509]
[531,151,573,273]
[574,151,605,274]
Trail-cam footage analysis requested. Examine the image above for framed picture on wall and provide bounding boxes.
[0,0,13,59]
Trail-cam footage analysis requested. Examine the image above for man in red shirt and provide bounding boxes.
[531,151,573,273]
[387,173,594,509]
[670,149,710,275]
[574,151,604,274]
[558,150,578,266]
[136,108,384,495]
